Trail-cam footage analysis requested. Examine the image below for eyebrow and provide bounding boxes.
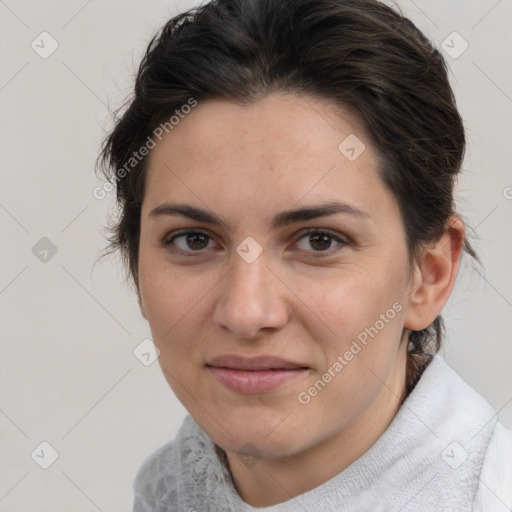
[149,201,369,230]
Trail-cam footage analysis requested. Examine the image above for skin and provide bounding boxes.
[137,92,464,507]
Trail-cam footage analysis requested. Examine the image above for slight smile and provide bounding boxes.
[206,355,310,394]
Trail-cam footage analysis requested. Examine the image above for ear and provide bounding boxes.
[404,215,465,331]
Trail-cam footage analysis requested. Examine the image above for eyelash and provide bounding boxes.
[162,228,348,257]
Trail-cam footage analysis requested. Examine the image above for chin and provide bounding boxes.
[222,433,307,460]
[197,409,310,458]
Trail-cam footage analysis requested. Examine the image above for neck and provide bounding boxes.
[225,344,409,507]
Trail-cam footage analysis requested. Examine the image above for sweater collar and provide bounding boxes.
[176,355,497,511]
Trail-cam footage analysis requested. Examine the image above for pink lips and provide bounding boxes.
[206,355,309,394]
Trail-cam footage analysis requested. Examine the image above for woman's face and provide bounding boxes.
[138,93,416,459]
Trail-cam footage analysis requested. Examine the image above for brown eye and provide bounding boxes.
[165,230,216,253]
[309,233,332,251]
[294,229,347,254]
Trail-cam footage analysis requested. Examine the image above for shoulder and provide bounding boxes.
[473,420,512,511]
[131,414,213,512]
[132,438,181,512]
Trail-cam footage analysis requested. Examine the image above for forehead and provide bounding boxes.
[143,93,397,224]
[149,93,365,166]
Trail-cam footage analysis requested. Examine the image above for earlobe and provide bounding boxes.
[404,216,465,331]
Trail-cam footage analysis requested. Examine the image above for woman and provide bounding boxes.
[98,0,512,510]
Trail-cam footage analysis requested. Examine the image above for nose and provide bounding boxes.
[212,250,290,340]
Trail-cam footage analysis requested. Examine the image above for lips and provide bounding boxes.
[205,355,309,394]
[206,354,308,371]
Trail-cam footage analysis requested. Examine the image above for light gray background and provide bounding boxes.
[1,1,511,510]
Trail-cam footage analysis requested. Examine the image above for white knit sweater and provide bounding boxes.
[133,355,512,511]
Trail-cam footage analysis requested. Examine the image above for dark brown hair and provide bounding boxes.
[98,0,476,398]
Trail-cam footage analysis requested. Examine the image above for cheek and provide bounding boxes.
[302,267,404,343]
[299,268,407,392]
[138,260,217,364]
